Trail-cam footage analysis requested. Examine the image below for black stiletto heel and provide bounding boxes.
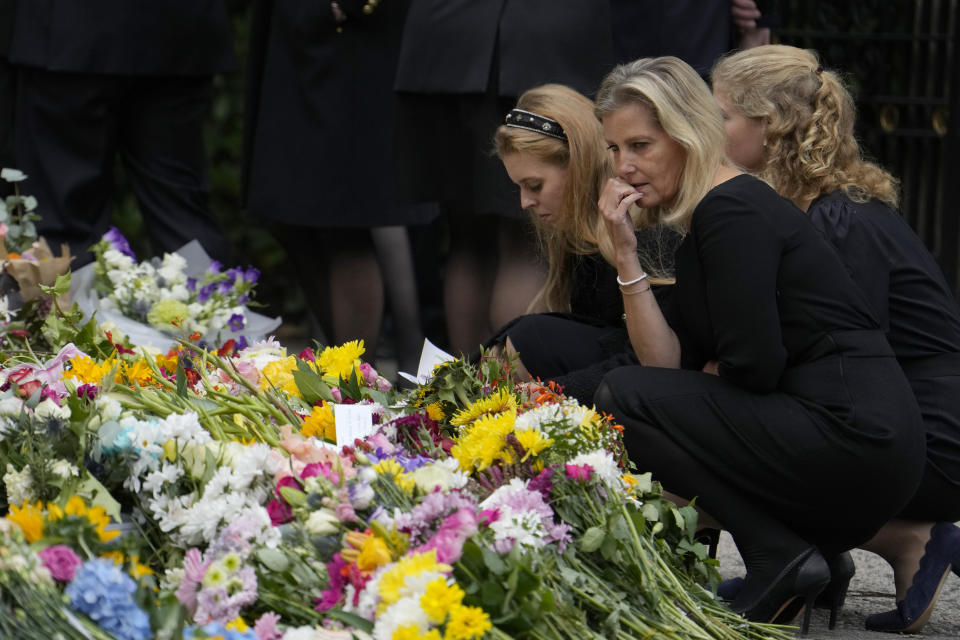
[695,527,721,559]
[718,549,855,629]
[820,552,855,630]
[730,547,831,636]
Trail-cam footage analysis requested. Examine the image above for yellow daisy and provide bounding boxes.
[444,605,491,640]
[450,388,517,426]
[420,577,465,624]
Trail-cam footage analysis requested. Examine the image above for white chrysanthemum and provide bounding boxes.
[142,462,183,495]
[50,459,79,479]
[3,464,34,506]
[568,449,621,485]
[95,394,123,421]
[373,596,431,640]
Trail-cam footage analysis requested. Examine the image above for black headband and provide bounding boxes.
[504,108,567,141]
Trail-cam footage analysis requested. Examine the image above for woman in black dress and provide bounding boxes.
[488,84,677,402]
[712,44,960,633]
[592,56,926,632]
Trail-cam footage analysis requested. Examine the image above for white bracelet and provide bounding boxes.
[616,272,648,287]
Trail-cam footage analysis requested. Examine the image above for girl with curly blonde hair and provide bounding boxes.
[712,44,960,634]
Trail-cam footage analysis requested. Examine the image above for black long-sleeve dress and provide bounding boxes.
[596,175,926,554]
[808,191,960,521]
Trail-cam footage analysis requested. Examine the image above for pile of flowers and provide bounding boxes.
[90,227,260,340]
[0,237,795,640]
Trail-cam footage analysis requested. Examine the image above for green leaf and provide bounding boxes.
[76,475,122,522]
[324,608,374,633]
[38,273,71,298]
[580,526,606,553]
[293,359,334,404]
[481,546,508,575]
[256,548,291,573]
[642,502,660,522]
[175,359,187,398]
[480,580,506,608]
[278,485,307,507]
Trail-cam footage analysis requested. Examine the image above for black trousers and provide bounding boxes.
[15,68,230,266]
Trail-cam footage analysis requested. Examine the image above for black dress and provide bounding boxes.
[808,191,960,521]
[596,175,926,554]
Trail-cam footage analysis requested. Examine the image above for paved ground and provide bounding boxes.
[715,532,960,639]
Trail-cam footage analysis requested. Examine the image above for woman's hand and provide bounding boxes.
[599,177,641,257]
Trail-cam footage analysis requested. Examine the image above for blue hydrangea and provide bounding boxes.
[65,559,152,640]
[184,622,258,639]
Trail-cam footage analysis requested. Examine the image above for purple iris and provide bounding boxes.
[243,267,260,284]
[103,227,136,260]
[228,313,245,332]
[218,280,234,295]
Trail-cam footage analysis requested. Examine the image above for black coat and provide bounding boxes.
[243,0,434,227]
[8,0,235,74]
[394,0,615,97]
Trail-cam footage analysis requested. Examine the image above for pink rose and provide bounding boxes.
[38,545,82,582]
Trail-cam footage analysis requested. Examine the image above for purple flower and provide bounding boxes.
[186,277,197,292]
[228,313,245,332]
[207,260,222,274]
[254,613,282,640]
[197,283,216,303]
[243,267,260,284]
[38,545,82,582]
[77,384,99,402]
[103,227,136,260]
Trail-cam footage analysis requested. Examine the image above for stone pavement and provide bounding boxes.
[715,532,960,639]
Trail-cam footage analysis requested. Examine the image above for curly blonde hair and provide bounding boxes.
[711,44,898,209]
[594,56,728,231]
[493,84,618,313]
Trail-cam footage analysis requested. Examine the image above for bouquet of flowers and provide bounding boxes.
[67,227,280,350]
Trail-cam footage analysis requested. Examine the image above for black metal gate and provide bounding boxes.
[777,0,960,295]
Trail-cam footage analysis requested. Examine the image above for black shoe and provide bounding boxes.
[865,522,960,633]
[718,551,854,629]
[730,547,831,636]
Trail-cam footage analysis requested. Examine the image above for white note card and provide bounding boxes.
[333,403,376,448]
[398,338,456,385]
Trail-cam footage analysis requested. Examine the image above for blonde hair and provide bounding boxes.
[595,56,727,231]
[494,84,618,313]
[711,44,898,209]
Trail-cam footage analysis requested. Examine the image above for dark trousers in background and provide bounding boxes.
[15,68,230,266]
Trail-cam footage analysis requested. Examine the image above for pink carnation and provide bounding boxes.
[38,545,82,582]
[565,463,594,483]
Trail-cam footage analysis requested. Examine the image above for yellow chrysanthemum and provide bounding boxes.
[318,340,365,380]
[64,355,112,385]
[357,535,393,572]
[513,429,553,461]
[260,356,301,398]
[226,617,250,633]
[393,626,442,640]
[301,402,336,442]
[6,502,44,543]
[46,503,64,521]
[444,605,492,640]
[155,352,179,375]
[377,550,451,606]
[64,495,87,517]
[450,409,517,472]
[374,459,416,494]
[426,402,445,421]
[420,578,465,625]
[450,388,517,426]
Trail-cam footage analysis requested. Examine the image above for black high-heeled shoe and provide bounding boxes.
[865,522,960,634]
[730,547,831,636]
[717,551,855,629]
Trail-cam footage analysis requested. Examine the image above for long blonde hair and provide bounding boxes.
[711,44,898,209]
[594,56,727,231]
[494,84,617,313]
